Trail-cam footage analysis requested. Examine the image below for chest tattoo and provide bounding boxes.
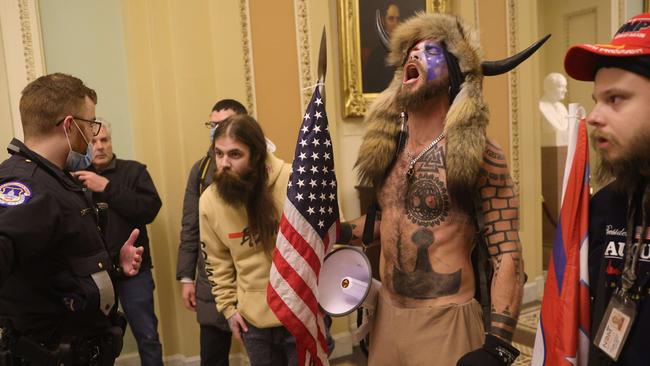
[405,146,449,226]
[392,228,461,298]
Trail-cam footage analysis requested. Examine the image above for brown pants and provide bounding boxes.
[368,288,485,366]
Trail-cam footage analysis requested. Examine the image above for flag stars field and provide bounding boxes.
[267,51,336,366]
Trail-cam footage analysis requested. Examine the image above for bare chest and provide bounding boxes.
[378,146,450,225]
[376,146,475,300]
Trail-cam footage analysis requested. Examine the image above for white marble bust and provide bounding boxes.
[539,73,569,146]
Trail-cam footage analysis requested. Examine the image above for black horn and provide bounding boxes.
[375,9,391,51]
[482,34,551,76]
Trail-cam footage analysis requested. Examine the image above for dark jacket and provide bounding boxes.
[90,156,161,270]
[176,153,228,329]
[0,139,116,338]
[588,184,650,365]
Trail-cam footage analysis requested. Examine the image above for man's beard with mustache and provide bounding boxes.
[592,128,650,191]
[396,63,450,111]
[214,168,256,206]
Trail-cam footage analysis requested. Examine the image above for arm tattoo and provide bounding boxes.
[338,222,358,244]
[480,141,522,342]
[491,326,515,341]
[479,145,520,258]
[490,312,517,341]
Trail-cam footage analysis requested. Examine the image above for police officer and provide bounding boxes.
[0,73,143,365]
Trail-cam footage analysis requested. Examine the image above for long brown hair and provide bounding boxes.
[212,115,279,251]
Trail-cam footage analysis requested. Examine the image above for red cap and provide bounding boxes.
[565,13,650,81]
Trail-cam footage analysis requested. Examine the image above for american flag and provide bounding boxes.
[532,118,590,366]
[267,86,337,366]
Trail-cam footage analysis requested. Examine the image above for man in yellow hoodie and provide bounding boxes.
[199,114,295,365]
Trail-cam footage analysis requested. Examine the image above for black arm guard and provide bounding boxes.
[457,334,520,366]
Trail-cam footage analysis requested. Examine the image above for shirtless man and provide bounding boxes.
[338,13,537,366]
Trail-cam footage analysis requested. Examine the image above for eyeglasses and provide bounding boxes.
[56,116,103,136]
[204,121,220,129]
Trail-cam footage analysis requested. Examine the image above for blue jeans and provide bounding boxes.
[200,325,231,366]
[241,324,296,366]
[117,269,164,366]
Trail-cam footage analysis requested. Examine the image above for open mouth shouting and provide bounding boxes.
[403,62,422,86]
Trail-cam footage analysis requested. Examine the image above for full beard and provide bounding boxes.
[593,128,650,191]
[214,168,256,206]
[396,66,450,111]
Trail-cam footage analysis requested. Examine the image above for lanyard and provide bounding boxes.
[621,184,650,296]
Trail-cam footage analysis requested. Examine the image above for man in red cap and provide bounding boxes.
[565,12,650,365]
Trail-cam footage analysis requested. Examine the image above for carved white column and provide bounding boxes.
[0,0,46,141]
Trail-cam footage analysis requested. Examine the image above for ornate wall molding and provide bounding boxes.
[294,0,313,109]
[18,0,38,82]
[239,0,256,117]
[431,0,447,13]
[338,0,366,117]
[506,0,520,188]
[562,7,596,104]
[617,0,625,28]
[0,0,45,140]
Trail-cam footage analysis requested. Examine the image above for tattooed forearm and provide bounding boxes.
[479,163,520,257]
[490,311,517,341]
[491,325,515,341]
[479,140,524,343]
[338,215,378,246]
[338,222,357,244]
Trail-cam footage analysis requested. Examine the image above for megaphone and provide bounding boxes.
[318,246,379,316]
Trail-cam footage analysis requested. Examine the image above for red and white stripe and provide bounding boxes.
[268,199,336,366]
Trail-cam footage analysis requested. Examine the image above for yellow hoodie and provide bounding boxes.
[199,153,291,328]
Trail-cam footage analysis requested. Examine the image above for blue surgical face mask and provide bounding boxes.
[63,120,93,171]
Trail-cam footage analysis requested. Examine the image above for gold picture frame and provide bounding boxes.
[337,0,448,117]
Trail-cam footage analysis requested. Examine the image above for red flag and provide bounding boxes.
[267,86,336,366]
[532,119,591,366]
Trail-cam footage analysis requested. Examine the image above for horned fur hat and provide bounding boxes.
[355,12,548,203]
[356,12,487,202]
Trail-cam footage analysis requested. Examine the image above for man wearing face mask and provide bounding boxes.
[176,99,247,366]
[0,73,143,365]
[73,121,163,366]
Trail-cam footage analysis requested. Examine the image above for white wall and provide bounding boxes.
[39,0,134,159]
[0,25,14,157]
[38,0,138,353]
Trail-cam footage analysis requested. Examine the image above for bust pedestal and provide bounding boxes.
[541,145,567,269]
[539,100,569,147]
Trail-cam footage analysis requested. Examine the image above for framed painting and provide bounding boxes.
[338,0,448,117]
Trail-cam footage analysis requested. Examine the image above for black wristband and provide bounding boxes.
[338,222,353,244]
[483,334,519,365]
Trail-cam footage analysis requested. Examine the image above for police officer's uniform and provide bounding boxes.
[0,139,124,365]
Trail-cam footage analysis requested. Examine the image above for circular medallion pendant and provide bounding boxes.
[406,176,449,226]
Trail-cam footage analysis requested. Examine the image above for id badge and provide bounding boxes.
[593,293,637,361]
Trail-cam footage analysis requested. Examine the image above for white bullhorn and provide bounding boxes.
[318,246,379,316]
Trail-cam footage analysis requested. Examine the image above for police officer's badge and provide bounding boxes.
[0,182,32,206]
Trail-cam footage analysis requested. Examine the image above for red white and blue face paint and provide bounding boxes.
[403,39,447,84]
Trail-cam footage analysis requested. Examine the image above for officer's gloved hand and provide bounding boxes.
[457,334,519,366]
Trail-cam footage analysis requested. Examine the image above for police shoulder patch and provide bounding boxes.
[0,181,33,206]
